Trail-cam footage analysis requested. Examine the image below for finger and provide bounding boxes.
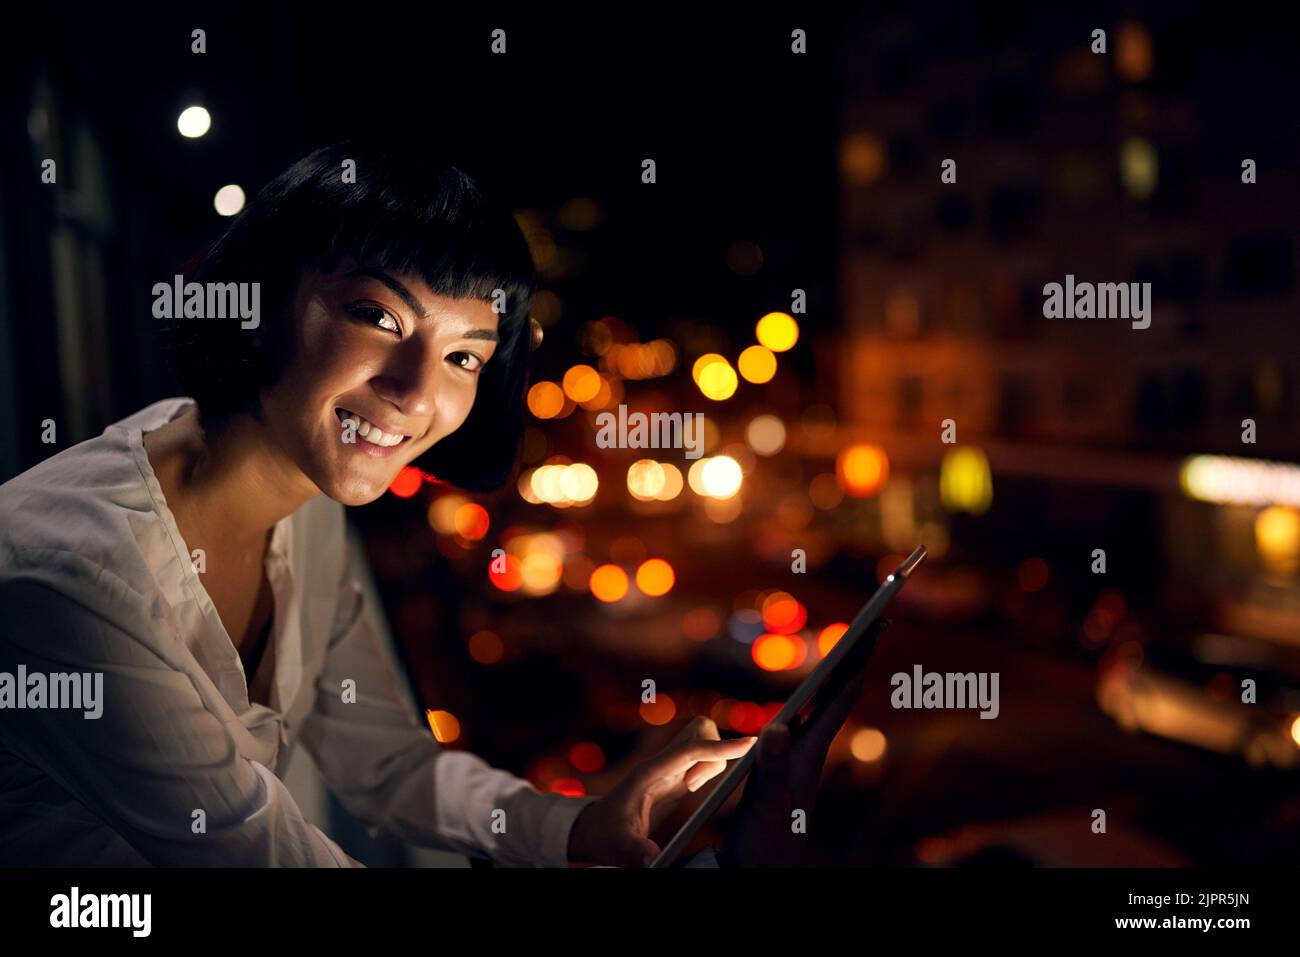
[683,759,728,792]
[667,715,720,750]
[650,736,757,778]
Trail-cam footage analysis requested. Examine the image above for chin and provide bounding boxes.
[309,457,406,507]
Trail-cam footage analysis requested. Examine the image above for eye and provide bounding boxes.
[448,351,485,372]
[346,303,401,335]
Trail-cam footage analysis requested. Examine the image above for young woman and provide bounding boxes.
[0,143,863,867]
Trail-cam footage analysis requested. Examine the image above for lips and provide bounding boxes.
[334,407,411,448]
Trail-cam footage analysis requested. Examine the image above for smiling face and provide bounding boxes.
[258,265,500,505]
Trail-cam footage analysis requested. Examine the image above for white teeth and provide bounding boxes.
[339,409,406,447]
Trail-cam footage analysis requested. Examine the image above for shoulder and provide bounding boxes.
[0,398,195,627]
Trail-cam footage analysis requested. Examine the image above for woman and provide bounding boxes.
[0,143,863,867]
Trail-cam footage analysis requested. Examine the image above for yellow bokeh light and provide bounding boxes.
[755,312,799,352]
[1255,506,1300,575]
[692,352,727,385]
[698,360,739,401]
[940,446,993,515]
[737,344,777,384]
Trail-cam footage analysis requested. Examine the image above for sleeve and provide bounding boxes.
[0,576,362,866]
[294,538,597,868]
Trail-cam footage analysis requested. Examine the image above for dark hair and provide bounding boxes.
[165,141,537,492]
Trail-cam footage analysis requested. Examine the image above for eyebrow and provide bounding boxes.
[343,266,500,342]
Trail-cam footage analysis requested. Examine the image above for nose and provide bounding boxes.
[369,338,437,421]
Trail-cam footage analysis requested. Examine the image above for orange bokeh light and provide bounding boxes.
[752,633,807,671]
[488,554,523,591]
[635,558,676,597]
[837,444,889,497]
[389,466,424,498]
[589,564,630,603]
[640,696,677,725]
[453,502,490,541]
[818,622,850,657]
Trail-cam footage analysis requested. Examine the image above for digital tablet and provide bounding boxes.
[650,544,926,868]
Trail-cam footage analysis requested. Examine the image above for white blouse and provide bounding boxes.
[0,397,596,866]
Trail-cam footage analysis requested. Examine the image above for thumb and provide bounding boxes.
[756,722,792,775]
[614,835,662,868]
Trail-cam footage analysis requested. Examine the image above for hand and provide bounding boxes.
[567,716,756,867]
[719,619,889,868]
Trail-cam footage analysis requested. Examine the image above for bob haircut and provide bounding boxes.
[165,141,537,493]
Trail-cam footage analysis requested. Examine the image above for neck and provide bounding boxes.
[178,410,320,549]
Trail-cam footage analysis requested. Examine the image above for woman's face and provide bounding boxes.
[259,265,500,506]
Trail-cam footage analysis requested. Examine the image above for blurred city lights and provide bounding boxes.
[627,459,666,501]
[818,622,850,657]
[837,443,890,497]
[850,727,888,762]
[389,465,424,498]
[526,381,565,418]
[755,312,799,352]
[728,609,764,644]
[640,695,677,725]
[1180,455,1300,507]
[692,352,727,384]
[940,446,994,515]
[528,462,598,507]
[1255,506,1300,574]
[425,709,460,743]
[569,741,606,773]
[635,558,676,596]
[177,105,211,138]
[737,344,777,383]
[700,455,743,498]
[697,358,739,400]
[213,184,245,216]
[562,364,602,402]
[589,563,629,603]
[453,502,490,541]
[752,633,807,671]
[745,414,786,456]
[1120,136,1159,200]
[487,554,523,592]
